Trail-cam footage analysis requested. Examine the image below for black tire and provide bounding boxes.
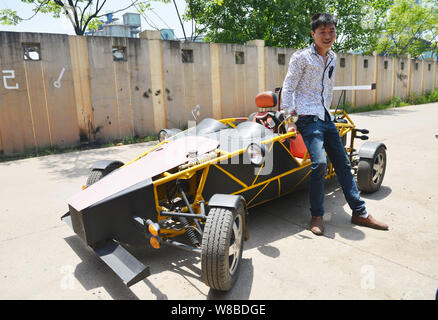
[86,169,104,186]
[85,162,123,186]
[201,203,245,291]
[357,146,386,193]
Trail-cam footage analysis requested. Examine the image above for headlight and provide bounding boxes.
[158,129,169,142]
[246,143,266,166]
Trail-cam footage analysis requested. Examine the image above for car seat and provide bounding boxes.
[249,91,283,131]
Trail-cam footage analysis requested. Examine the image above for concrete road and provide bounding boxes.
[1,103,437,300]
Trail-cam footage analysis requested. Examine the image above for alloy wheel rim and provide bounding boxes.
[228,215,242,275]
[372,153,385,184]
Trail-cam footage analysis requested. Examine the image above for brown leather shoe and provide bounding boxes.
[310,216,324,235]
[351,214,389,230]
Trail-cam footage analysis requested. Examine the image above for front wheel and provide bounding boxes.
[357,146,386,193]
[201,203,245,291]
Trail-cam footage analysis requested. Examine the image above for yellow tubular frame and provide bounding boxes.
[125,111,356,236]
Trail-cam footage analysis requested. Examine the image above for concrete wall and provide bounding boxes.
[355,54,376,107]
[0,32,79,155]
[265,46,295,95]
[0,30,437,156]
[423,60,435,93]
[410,59,423,96]
[162,40,214,129]
[220,43,259,118]
[376,56,394,104]
[394,56,410,100]
[332,53,355,109]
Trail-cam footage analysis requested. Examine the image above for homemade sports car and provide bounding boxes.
[61,88,387,291]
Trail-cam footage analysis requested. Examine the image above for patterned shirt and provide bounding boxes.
[281,43,337,121]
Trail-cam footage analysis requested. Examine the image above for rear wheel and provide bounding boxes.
[85,162,123,187]
[357,146,386,193]
[201,203,245,291]
[86,169,104,186]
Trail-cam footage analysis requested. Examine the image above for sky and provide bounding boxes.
[0,0,192,38]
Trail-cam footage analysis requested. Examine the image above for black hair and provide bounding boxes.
[310,13,337,31]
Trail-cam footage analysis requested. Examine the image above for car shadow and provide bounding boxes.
[64,236,141,300]
[245,178,367,246]
[360,185,392,200]
[206,258,254,300]
[64,177,385,300]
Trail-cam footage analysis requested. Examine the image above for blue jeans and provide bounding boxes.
[295,113,367,217]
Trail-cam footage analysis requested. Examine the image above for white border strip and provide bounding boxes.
[333,83,376,91]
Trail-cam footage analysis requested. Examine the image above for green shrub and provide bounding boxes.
[389,95,403,108]
[425,89,438,103]
[408,93,427,105]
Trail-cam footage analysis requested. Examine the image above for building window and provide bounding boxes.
[340,57,346,68]
[23,43,41,61]
[112,46,127,61]
[384,61,388,69]
[415,62,418,71]
[235,51,245,64]
[363,59,368,68]
[428,63,431,71]
[181,49,194,63]
[278,53,285,65]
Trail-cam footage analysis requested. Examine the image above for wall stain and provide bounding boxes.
[165,88,173,101]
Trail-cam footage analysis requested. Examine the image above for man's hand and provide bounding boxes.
[287,121,297,133]
[289,110,298,123]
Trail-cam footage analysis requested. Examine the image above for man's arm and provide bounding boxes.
[280,53,304,114]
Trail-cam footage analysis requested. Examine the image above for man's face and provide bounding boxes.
[311,23,336,52]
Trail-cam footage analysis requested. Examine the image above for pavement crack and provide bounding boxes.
[0,224,66,245]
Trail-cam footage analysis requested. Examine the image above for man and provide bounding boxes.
[281,13,388,235]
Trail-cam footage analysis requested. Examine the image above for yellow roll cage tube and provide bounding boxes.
[121,110,356,237]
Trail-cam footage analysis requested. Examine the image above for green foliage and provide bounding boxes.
[348,89,438,114]
[376,0,438,58]
[389,95,403,107]
[326,0,393,54]
[407,89,438,105]
[425,89,438,102]
[408,93,426,105]
[86,16,103,32]
[349,103,390,113]
[185,0,392,52]
[0,9,22,24]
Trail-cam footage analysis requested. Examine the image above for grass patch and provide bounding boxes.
[343,89,438,114]
[0,134,158,163]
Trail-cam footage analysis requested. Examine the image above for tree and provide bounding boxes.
[186,0,323,47]
[326,0,393,53]
[0,0,149,36]
[184,0,393,52]
[376,0,438,58]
